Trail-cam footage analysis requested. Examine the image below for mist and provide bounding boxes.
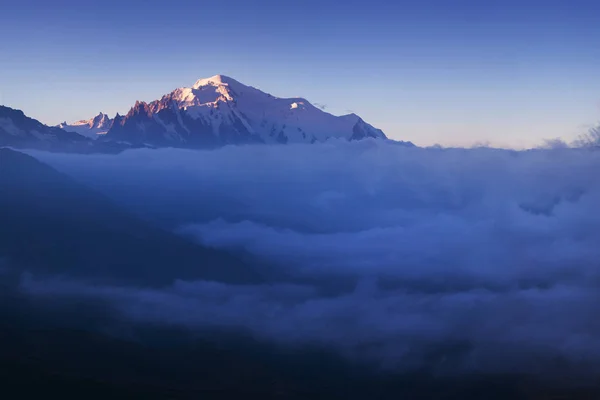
[20,140,600,376]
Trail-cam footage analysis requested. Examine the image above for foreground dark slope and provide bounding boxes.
[0,148,260,285]
[0,106,88,149]
[0,106,128,153]
[0,292,598,400]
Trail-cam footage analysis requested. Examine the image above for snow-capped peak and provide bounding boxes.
[91,112,112,129]
[192,74,239,89]
[97,74,396,147]
[68,112,111,129]
[59,112,113,139]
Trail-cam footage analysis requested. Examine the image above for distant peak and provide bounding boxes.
[92,112,108,121]
[91,112,112,129]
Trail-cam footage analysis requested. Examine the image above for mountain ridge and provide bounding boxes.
[3,75,414,151]
[59,112,113,139]
[0,105,130,154]
[0,147,262,286]
[77,75,411,148]
[0,105,93,151]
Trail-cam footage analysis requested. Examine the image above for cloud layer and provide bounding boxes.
[24,141,600,374]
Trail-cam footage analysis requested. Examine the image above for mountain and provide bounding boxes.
[0,106,130,153]
[0,148,261,286]
[102,75,400,148]
[0,106,93,151]
[58,112,113,139]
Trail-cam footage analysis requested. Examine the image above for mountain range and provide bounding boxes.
[98,75,390,147]
[1,75,413,152]
[0,106,129,154]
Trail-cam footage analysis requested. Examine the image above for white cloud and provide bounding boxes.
[23,141,600,374]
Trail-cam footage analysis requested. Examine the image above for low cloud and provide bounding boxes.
[20,274,600,375]
[24,141,600,375]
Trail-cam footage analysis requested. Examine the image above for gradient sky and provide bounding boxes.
[1,0,599,148]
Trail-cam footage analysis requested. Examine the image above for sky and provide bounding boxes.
[1,0,600,148]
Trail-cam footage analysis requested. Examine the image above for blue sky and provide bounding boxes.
[1,0,599,147]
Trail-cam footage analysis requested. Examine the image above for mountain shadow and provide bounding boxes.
[0,148,261,286]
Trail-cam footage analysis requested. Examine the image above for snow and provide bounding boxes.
[59,112,113,139]
[192,74,237,89]
[71,120,92,127]
[170,88,198,107]
[180,75,381,143]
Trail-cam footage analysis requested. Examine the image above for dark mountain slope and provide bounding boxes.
[0,148,260,286]
[0,106,129,153]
